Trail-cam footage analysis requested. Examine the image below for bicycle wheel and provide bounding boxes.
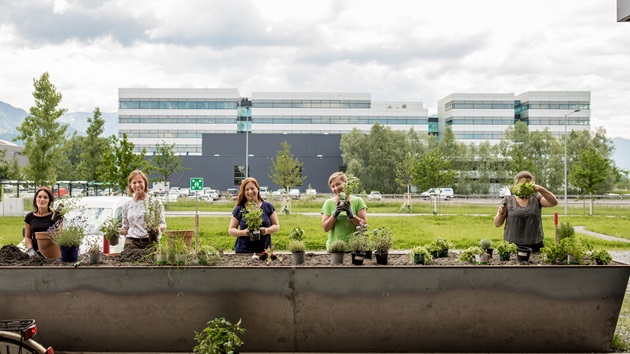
[0,331,47,354]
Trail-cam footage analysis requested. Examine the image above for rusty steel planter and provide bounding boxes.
[0,264,628,352]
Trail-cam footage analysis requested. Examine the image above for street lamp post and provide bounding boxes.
[245,106,250,178]
[564,109,581,215]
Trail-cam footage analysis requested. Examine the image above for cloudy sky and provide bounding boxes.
[1,0,629,138]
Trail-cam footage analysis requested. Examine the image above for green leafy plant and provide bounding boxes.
[370,227,393,254]
[458,246,485,263]
[242,201,263,232]
[100,216,121,243]
[143,196,163,234]
[479,239,493,250]
[495,240,517,255]
[426,237,452,257]
[259,246,283,263]
[509,181,537,198]
[348,233,369,254]
[52,216,87,247]
[409,245,433,264]
[541,243,568,264]
[328,240,347,253]
[339,174,360,201]
[153,240,171,265]
[193,317,246,354]
[288,227,305,241]
[287,240,305,253]
[589,248,612,265]
[557,222,575,241]
[170,236,190,265]
[561,236,587,264]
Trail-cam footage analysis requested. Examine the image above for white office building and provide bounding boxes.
[119,89,429,155]
[437,91,591,145]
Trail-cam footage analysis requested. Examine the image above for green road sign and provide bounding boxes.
[190,178,203,191]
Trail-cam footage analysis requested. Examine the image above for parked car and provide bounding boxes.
[259,186,270,200]
[367,191,383,201]
[168,191,180,202]
[421,188,454,200]
[305,188,317,197]
[289,188,301,200]
[272,188,286,201]
[19,196,132,255]
[205,189,219,201]
[226,188,239,200]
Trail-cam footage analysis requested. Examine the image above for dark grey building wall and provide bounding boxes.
[161,133,343,192]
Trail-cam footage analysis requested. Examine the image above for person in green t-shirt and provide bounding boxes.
[321,172,368,250]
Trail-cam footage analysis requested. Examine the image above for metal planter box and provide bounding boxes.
[1,264,628,352]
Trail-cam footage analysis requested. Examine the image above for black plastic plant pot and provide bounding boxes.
[375,252,388,265]
[440,250,449,258]
[413,254,425,265]
[364,250,372,259]
[516,246,532,262]
[499,253,510,261]
[351,253,365,265]
[250,230,261,242]
[485,248,494,257]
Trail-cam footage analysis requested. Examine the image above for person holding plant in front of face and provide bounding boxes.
[321,172,368,250]
[23,186,57,257]
[494,170,558,252]
[228,177,280,253]
[120,169,166,250]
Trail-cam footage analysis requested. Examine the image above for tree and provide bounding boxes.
[145,141,190,205]
[0,150,9,179]
[13,72,68,187]
[269,141,306,193]
[56,133,84,180]
[77,107,110,181]
[101,134,147,193]
[411,149,457,192]
[570,146,611,215]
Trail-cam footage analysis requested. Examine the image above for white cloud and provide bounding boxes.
[0,0,628,138]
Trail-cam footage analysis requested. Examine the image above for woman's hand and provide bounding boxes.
[498,204,506,216]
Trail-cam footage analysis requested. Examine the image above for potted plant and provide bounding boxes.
[409,246,432,265]
[458,246,487,264]
[426,237,452,258]
[589,248,613,265]
[479,239,494,257]
[154,241,170,265]
[495,240,517,261]
[371,227,393,265]
[86,237,102,265]
[287,227,306,265]
[100,216,122,246]
[258,246,282,264]
[561,236,586,265]
[143,196,163,242]
[348,223,369,265]
[193,317,246,354]
[51,216,87,263]
[196,244,222,266]
[328,240,346,265]
[171,236,189,265]
[541,243,568,264]
[242,201,263,241]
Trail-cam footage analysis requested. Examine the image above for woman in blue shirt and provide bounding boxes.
[228,177,280,253]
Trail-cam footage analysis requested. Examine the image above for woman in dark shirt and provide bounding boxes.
[494,171,558,252]
[23,186,57,256]
[228,177,280,253]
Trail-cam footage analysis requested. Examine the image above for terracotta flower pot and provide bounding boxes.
[35,232,61,259]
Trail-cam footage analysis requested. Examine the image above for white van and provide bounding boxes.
[421,188,454,200]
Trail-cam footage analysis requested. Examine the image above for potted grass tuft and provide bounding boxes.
[153,240,170,265]
[51,216,87,262]
[479,239,494,257]
[409,246,432,265]
[170,236,189,265]
[193,317,246,354]
[495,240,517,261]
[287,227,306,265]
[371,227,393,265]
[328,240,347,265]
[242,201,263,241]
[86,237,102,265]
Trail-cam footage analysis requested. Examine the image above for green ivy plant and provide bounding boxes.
[193,317,246,354]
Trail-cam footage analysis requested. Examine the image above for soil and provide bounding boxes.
[1,244,598,267]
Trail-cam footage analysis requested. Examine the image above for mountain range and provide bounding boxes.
[1,100,629,171]
[0,101,118,143]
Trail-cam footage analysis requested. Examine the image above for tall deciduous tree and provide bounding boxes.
[102,134,147,194]
[13,72,68,187]
[269,141,306,193]
[411,149,457,192]
[570,146,612,215]
[78,107,110,181]
[145,141,190,198]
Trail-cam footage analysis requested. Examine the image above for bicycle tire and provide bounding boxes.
[0,331,47,354]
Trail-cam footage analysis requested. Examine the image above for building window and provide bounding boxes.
[234,165,247,186]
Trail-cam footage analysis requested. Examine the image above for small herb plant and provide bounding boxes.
[287,240,306,253]
[328,240,347,253]
[561,236,587,263]
[196,245,221,266]
[339,174,360,201]
[458,246,485,263]
[100,216,121,243]
[52,216,87,247]
[509,181,537,198]
[370,227,393,254]
[495,240,517,255]
[288,227,305,241]
[86,237,101,254]
[242,201,263,233]
[409,246,433,264]
[426,237,452,257]
[143,197,163,234]
[479,239,493,250]
[589,248,613,265]
[557,222,575,241]
[348,233,369,254]
[541,243,568,264]
[193,317,246,354]
[259,246,283,263]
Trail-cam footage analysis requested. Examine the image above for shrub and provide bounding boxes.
[287,240,305,253]
[193,317,245,354]
[328,240,347,253]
